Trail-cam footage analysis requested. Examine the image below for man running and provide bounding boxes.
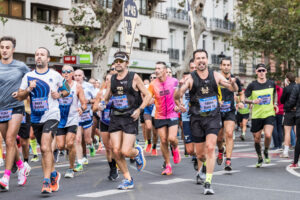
[56,65,87,178]
[244,64,277,167]
[236,92,250,141]
[104,51,150,189]
[16,47,70,194]
[148,61,181,176]
[74,69,96,172]
[216,57,243,171]
[176,49,238,195]
[0,36,30,191]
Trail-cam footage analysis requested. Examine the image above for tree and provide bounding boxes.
[0,0,8,25]
[232,0,300,79]
[46,0,162,79]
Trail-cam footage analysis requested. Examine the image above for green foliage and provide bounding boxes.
[232,0,300,78]
[0,0,8,25]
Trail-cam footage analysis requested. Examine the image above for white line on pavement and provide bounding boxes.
[150,178,193,185]
[246,163,277,168]
[214,182,300,194]
[129,165,161,177]
[285,165,300,178]
[276,159,293,163]
[214,170,240,175]
[77,189,132,198]
[233,148,254,153]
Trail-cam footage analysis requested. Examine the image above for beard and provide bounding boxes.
[198,63,207,71]
[36,62,47,69]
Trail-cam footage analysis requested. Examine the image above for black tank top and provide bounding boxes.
[220,75,235,113]
[110,71,140,116]
[189,70,220,117]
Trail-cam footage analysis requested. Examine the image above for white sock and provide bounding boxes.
[283,145,289,154]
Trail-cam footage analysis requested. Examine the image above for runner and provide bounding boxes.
[244,63,277,168]
[0,36,30,191]
[56,65,87,178]
[148,61,181,176]
[103,51,150,189]
[16,47,70,194]
[74,69,96,172]
[280,72,297,158]
[216,57,243,171]
[176,49,238,195]
[93,73,119,181]
[236,93,250,141]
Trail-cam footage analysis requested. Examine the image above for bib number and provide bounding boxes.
[112,95,129,109]
[220,101,231,113]
[199,96,218,113]
[80,111,92,122]
[0,109,12,122]
[258,94,271,105]
[32,97,49,112]
[59,96,73,106]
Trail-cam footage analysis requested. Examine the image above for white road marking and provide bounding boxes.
[214,170,240,175]
[276,159,293,163]
[234,144,251,148]
[77,189,132,198]
[150,178,192,185]
[247,163,277,168]
[285,165,300,178]
[214,182,300,194]
[233,148,254,153]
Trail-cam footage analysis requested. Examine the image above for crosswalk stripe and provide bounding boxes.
[247,163,277,168]
[214,170,240,175]
[77,189,132,198]
[150,178,192,185]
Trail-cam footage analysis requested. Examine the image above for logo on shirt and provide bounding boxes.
[201,87,209,94]
[117,86,124,95]
[49,78,53,83]
[159,90,170,96]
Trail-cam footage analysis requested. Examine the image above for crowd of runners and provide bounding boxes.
[0,36,299,195]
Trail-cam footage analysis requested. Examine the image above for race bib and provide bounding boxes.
[184,92,190,101]
[112,95,129,109]
[21,113,26,124]
[32,97,49,112]
[80,111,92,122]
[199,96,218,113]
[258,94,271,105]
[103,109,110,120]
[0,109,12,122]
[59,96,73,106]
[220,101,231,113]
[244,104,248,109]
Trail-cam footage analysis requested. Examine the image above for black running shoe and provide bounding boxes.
[196,172,204,185]
[203,182,214,195]
[12,162,18,173]
[193,158,198,171]
[224,159,232,171]
[108,167,119,181]
[129,158,135,164]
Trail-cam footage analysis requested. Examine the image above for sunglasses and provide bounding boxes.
[62,70,73,74]
[150,76,156,79]
[114,59,125,64]
[257,69,266,73]
[110,68,116,71]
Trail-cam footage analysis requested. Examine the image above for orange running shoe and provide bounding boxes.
[161,165,172,175]
[41,181,52,194]
[151,148,157,156]
[145,144,152,153]
[50,172,61,192]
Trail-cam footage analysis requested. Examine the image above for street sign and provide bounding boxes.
[63,56,77,64]
[79,54,92,64]
[123,0,138,55]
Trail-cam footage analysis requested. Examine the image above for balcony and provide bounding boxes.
[166,7,189,26]
[210,18,235,34]
[211,54,231,65]
[168,48,180,62]
[239,63,246,74]
[112,44,168,54]
[139,9,167,20]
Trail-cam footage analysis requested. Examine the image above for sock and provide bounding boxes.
[226,158,231,161]
[242,132,246,136]
[203,161,206,167]
[264,148,269,158]
[147,139,151,144]
[43,178,50,184]
[205,173,213,184]
[254,142,262,158]
[111,159,116,167]
[16,159,24,169]
[108,161,113,169]
[24,158,28,163]
[4,170,11,179]
[152,144,157,149]
[51,171,57,178]
[284,145,289,154]
[30,139,38,155]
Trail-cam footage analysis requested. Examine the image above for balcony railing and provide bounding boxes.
[168,48,180,61]
[112,44,168,54]
[139,8,167,20]
[210,18,235,34]
[239,63,246,74]
[166,7,188,22]
[211,54,231,65]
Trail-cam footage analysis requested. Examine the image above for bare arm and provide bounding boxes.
[93,90,102,112]
[104,77,112,104]
[215,72,238,92]
[135,75,151,110]
[77,84,87,111]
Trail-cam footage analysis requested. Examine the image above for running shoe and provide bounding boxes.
[151,148,157,156]
[264,150,271,164]
[288,163,299,168]
[217,150,224,165]
[17,166,28,186]
[12,162,18,173]
[129,158,135,163]
[192,157,198,171]
[280,153,289,158]
[0,158,4,167]
[89,146,96,157]
[117,178,134,190]
[24,162,31,177]
[203,182,214,195]
[82,157,89,165]
[74,163,83,172]
[0,175,9,191]
[50,172,61,192]
[135,145,146,171]
[161,165,172,175]
[240,134,245,141]
[31,155,39,162]
[41,181,52,194]
[108,167,119,181]
[59,150,64,156]
[162,161,166,169]
[172,147,181,164]
[256,158,263,168]
[196,171,205,185]
[143,140,148,151]
[145,144,152,153]
[64,169,74,178]
[224,159,232,171]
[53,150,59,163]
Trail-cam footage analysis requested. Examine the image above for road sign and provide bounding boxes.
[63,56,77,64]
[123,0,138,55]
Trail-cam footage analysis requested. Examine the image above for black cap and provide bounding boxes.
[256,63,267,69]
[114,51,129,61]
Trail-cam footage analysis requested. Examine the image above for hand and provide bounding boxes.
[77,107,83,115]
[174,106,180,112]
[274,105,279,113]
[179,104,187,113]
[228,77,236,86]
[51,90,60,99]
[12,91,19,99]
[219,100,224,107]
[238,102,244,109]
[252,98,262,104]
[131,108,141,121]
[98,102,106,111]
[29,80,37,90]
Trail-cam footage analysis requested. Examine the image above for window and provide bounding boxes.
[113,32,121,47]
[140,35,152,50]
[101,0,113,9]
[139,0,152,15]
[202,35,207,50]
[183,31,187,49]
[37,8,51,23]
[0,0,24,18]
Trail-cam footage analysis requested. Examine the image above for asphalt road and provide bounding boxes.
[0,129,300,200]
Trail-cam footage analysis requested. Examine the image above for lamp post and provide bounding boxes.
[66,32,75,55]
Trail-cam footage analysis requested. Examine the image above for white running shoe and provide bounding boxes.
[0,175,9,191]
[24,162,31,176]
[82,157,89,165]
[18,166,28,186]
[0,158,4,167]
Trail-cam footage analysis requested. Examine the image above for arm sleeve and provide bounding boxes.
[280,87,287,104]
[59,79,70,93]
[285,84,299,110]
[19,74,28,90]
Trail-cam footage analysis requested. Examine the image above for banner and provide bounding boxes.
[123,0,138,55]
[187,0,196,51]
